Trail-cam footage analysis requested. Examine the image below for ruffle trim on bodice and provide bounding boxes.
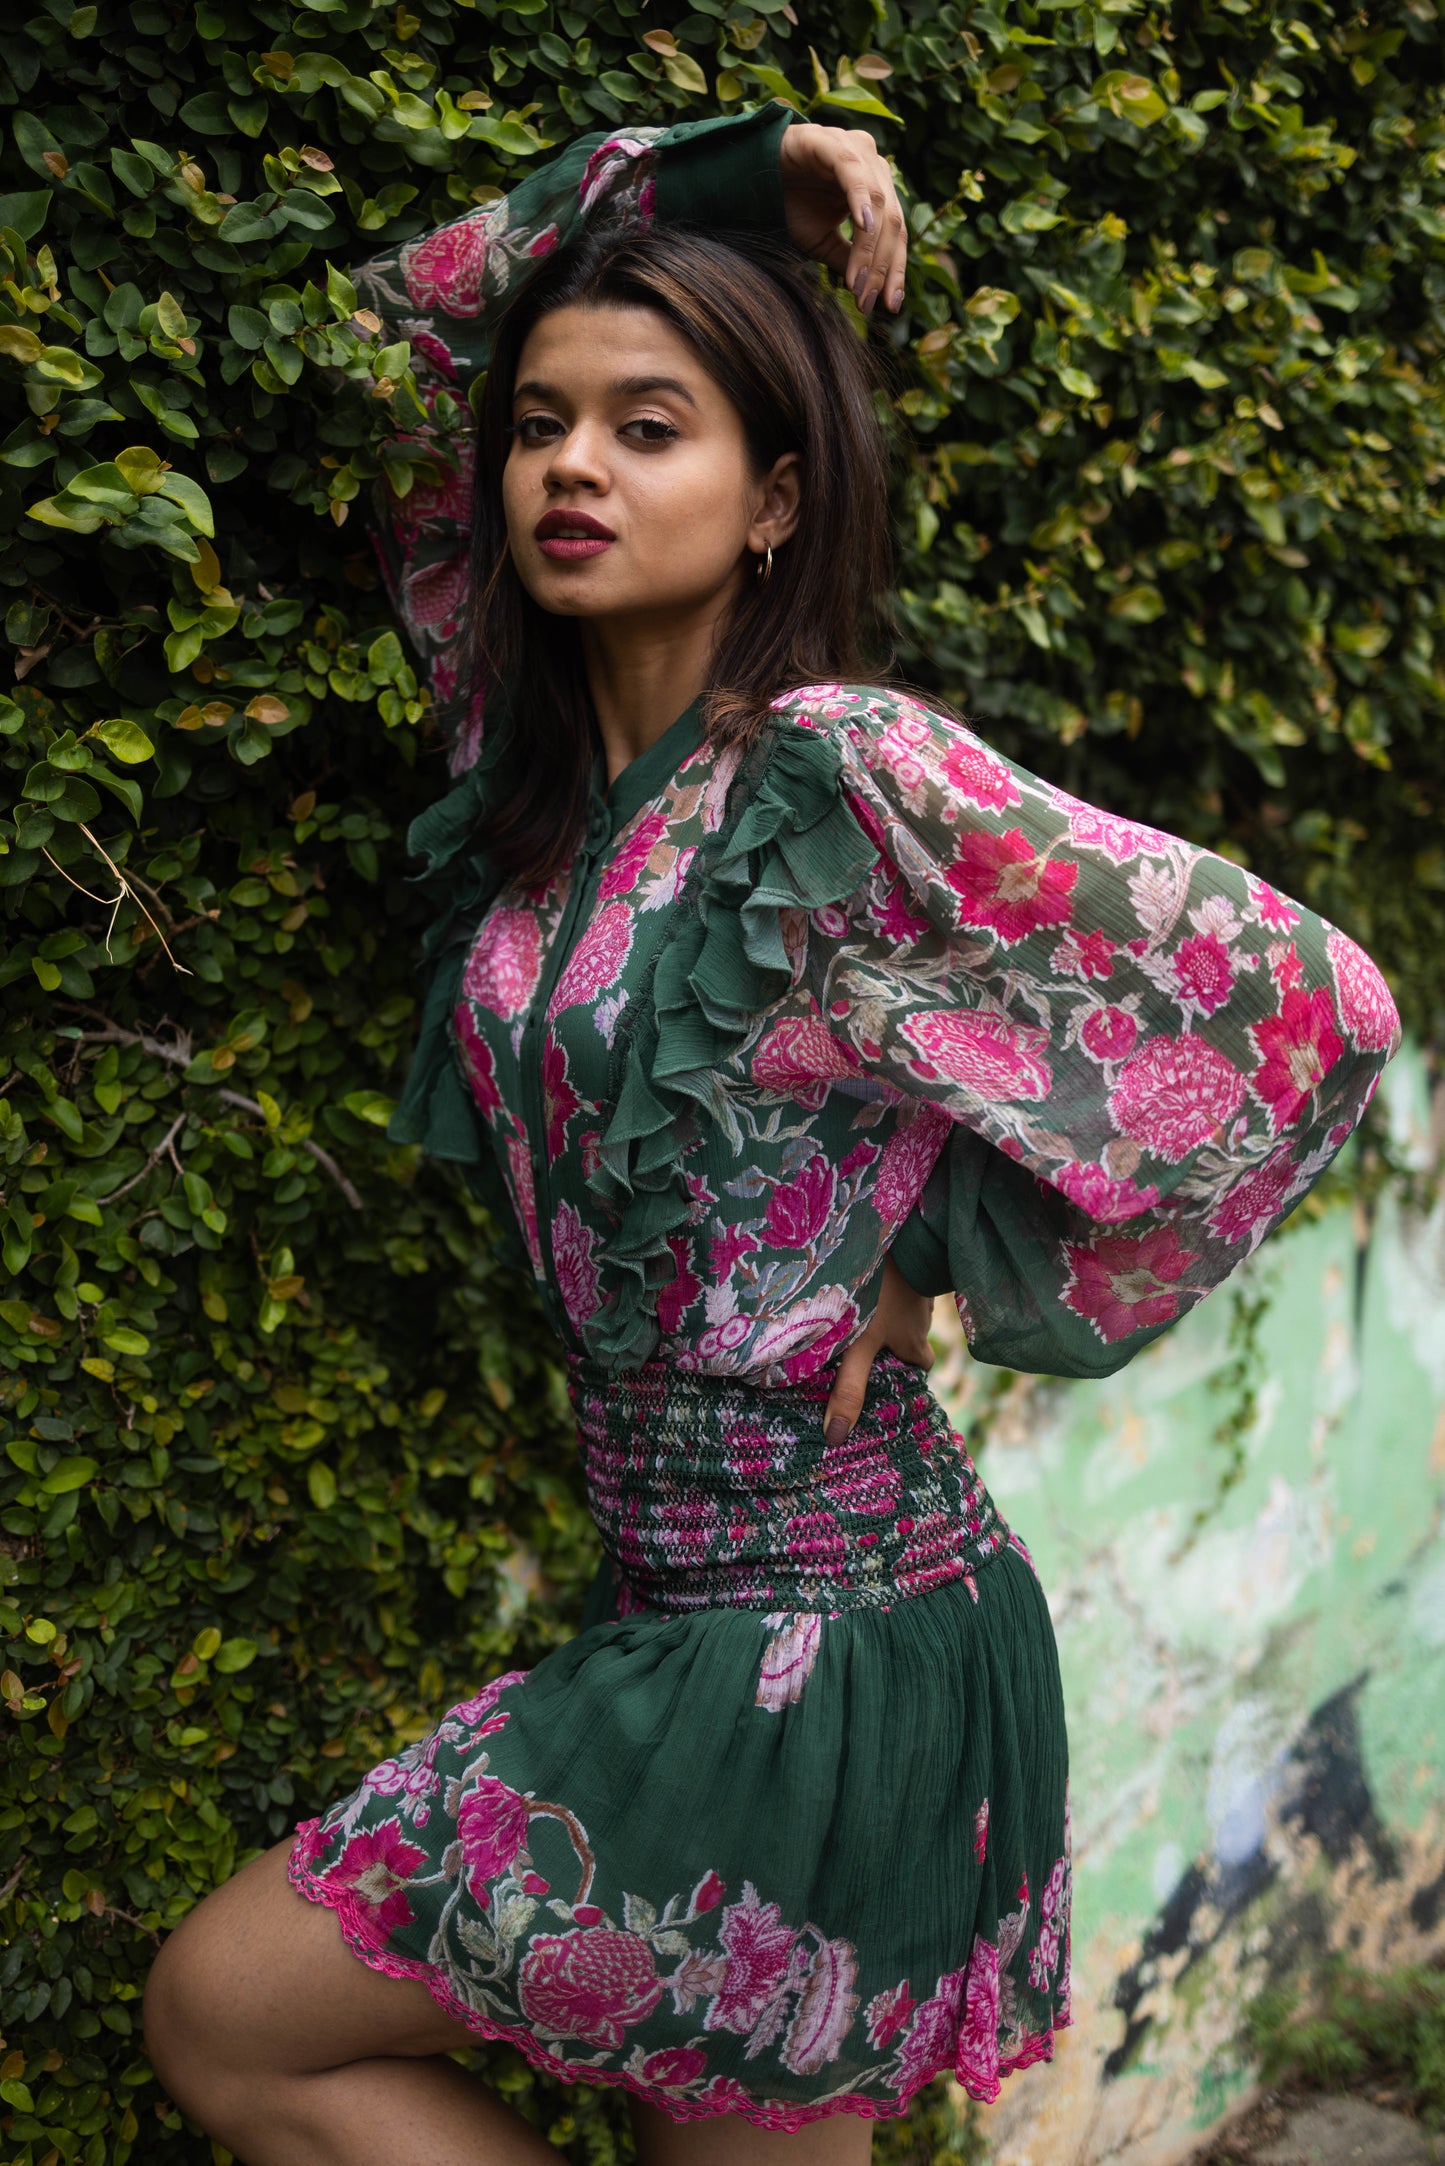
[388,712,878,1370]
[585,716,877,1369]
[386,731,509,1170]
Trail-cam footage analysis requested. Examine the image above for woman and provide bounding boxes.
[142,106,1400,2162]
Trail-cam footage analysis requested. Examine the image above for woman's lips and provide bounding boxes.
[537,535,614,561]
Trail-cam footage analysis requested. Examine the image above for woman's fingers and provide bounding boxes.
[822,1258,936,1443]
[779,122,908,314]
[823,1330,878,1446]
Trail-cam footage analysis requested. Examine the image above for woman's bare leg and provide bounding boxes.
[630,2098,873,2166]
[142,1835,554,2165]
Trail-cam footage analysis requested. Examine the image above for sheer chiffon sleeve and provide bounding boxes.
[775,686,1401,1378]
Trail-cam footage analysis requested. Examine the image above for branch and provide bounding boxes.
[94,1112,188,1206]
[0,1854,26,1905]
[70,1018,363,1212]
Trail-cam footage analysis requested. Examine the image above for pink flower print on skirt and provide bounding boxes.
[755,1613,823,1711]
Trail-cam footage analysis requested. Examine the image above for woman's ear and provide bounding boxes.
[747,451,802,553]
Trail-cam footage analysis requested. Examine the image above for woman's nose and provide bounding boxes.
[543,418,610,492]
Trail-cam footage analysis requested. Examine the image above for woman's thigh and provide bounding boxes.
[630,2099,873,2166]
[143,1834,480,2077]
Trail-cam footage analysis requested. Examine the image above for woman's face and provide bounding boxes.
[502,302,797,626]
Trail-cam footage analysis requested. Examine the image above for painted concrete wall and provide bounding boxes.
[932,1044,1445,2166]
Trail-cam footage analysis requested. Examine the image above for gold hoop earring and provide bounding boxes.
[756,543,773,585]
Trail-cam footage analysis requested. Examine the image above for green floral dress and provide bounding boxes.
[286,112,1401,2131]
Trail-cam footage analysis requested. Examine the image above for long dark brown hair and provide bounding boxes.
[464,222,898,886]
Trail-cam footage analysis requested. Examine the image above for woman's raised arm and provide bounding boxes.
[349,107,907,723]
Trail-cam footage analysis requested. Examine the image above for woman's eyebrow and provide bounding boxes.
[511,375,699,409]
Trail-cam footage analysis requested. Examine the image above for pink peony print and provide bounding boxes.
[552,1201,601,1332]
[973,1798,990,1865]
[327,1821,427,1950]
[1327,927,1399,1053]
[455,1006,502,1118]
[456,1774,531,1887]
[872,1105,951,1227]
[403,550,470,633]
[1052,927,1116,980]
[1109,1032,1245,1162]
[764,1155,836,1249]
[1248,986,1343,1133]
[893,1966,969,2096]
[1062,1225,1201,1343]
[548,900,634,1017]
[637,2046,708,2089]
[1248,875,1301,931]
[1080,1005,1139,1064]
[451,1668,527,1728]
[406,328,459,383]
[939,734,1021,811]
[465,905,543,1022]
[708,1223,755,1279]
[503,1127,543,1273]
[872,873,933,943]
[1051,789,1172,864]
[865,1979,917,2050]
[946,826,1077,944]
[401,207,494,315]
[691,1870,726,1915]
[599,810,666,900]
[578,133,654,213]
[781,1934,860,2075]
[1054,1158,1161,1225]
[705,1883,798,2035]
[542,1035,581,1162]
[655,1233,702,1337]
[752,1289,859,1383]
[755,1612,824,1710]
[518,1928,664,2049]
[1210,1150,1295,1247]
[953,1937,1003,2098]
[750,1015,862,1106]
[1268,939,1303,994]
[900,1010,1053,1102]
[1171,930,1235,1015]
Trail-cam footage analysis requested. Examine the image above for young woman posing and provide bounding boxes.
[141,105,1399,2165]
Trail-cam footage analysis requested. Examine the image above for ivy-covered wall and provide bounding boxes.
[1,0,1441,2160]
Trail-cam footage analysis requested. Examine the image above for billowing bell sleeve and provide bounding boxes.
[780,687,1402,1379]
[350,104,796,721]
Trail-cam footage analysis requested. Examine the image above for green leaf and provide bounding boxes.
[102,1326,151,1354]
[89,717,155,764]
[213,1637,258,1673]
[41,1456,99,1493]
[307,1460,337,1510]
[1093,71,1168,125]
[814,82,902,123]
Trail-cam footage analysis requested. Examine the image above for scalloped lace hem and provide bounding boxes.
[288,1821,1066,2129]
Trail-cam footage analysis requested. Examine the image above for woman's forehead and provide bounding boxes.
[515,302,712,397]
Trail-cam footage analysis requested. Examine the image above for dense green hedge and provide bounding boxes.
[1,0,1441,2158]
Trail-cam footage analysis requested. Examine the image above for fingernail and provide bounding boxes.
[860,202,875,234]
[851,266,868,302]
[824,1417,848,1449]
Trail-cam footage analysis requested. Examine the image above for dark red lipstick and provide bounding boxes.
[534,507,616,561]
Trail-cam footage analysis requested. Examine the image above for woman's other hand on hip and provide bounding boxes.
[824,1252,935,1447]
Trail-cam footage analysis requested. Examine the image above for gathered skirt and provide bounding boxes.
[286,1354,1072,2130]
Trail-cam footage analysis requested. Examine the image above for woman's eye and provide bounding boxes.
[513,414,562,446]
[623,417,679,445]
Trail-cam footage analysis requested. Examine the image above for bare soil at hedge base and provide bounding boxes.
[1186,2086,1444,2165]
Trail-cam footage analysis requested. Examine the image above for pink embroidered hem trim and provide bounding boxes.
[287,1819,1068,2129]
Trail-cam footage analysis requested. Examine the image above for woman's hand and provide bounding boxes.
[778,121,909,316]
[823,1253,935,1447]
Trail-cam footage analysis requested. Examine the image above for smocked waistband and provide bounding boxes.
[565,1353,1009,1615]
